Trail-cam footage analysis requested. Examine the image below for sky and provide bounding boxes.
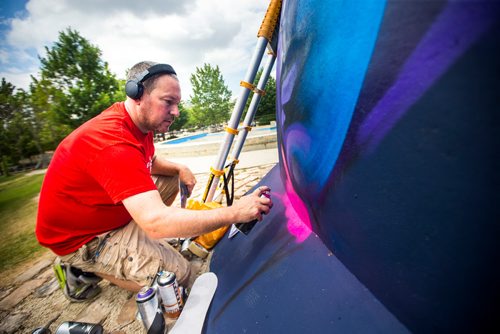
[0,0,270,99]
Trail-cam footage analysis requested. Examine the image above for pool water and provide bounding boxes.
[163,133,209,145]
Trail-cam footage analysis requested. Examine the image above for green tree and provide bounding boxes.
[243,68,277,124]
[0,78,19,174]
[182,104,198,130]
[189,63,233,127]
[38,28,121,130]
[27,77,71,151]
[0,79,42,173]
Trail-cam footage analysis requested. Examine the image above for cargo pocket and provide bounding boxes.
[60,238,99,272]
[92,233,121,277]
[122,250,162,287]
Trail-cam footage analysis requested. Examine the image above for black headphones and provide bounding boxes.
[125,64,177,100]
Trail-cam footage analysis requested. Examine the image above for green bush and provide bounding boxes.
[255,114,276,125]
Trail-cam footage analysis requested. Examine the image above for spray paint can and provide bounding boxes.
[235,189,271,234]
[157,270,183,319]
[136,286,166,334]
[55,322,103,334]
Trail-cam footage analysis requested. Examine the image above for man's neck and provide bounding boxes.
[124,99,148,134]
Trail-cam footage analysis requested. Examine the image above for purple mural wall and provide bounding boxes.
[207,1,500,333]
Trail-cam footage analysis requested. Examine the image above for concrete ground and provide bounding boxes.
[169,148,279,174]
[0,156,278,333]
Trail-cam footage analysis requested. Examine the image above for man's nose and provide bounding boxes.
[171,105,180,117]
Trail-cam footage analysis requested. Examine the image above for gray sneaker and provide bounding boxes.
[53,261,102,302]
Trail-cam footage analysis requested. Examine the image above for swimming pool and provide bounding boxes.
[163,133,209,145]
[160,126,277,145]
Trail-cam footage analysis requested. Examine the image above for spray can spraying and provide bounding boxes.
[234,189,271,235]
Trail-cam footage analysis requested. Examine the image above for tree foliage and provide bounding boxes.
[0,79,21,174]
[189,63,233,127]
[38,28,121,129]
[27,77,72,151]
[0,79,41,174]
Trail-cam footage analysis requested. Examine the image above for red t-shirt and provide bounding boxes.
[36,102,157,255]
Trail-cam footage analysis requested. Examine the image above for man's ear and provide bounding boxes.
[130,96,143,105]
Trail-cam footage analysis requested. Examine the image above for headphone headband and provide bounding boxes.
[135,64,177,83]
[125,63,177,100]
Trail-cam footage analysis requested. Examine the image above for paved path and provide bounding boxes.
[0,162,277,334]
[169,148,279,174]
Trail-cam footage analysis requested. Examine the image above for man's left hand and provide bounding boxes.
[178,166,196,196]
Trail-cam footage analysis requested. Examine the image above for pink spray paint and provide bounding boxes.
[277,144,312,243]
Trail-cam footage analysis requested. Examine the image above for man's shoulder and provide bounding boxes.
[59,103,126,150]
[58,101,150,161]
[94,102,127,124]
[94,102,145,139]
[83,102,132,137]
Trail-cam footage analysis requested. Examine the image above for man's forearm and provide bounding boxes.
[145,205,237,239]
[123,190,238,239]
[122,187,272,240]
[150,156,184,176]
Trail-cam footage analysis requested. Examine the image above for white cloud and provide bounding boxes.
[1,0,271,98]
[0,50,9,63]
[0,63,38,88]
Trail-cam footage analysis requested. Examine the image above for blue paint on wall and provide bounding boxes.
[278,0,386,201]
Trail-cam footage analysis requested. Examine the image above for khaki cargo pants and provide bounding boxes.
[60,175,191,287]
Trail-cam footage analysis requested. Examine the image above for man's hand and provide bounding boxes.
[178,165,196,197]
[231,186,273,223]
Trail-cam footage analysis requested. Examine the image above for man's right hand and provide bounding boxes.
[230,186,273,224]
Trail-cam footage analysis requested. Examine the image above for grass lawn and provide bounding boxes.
[0,173,48,272]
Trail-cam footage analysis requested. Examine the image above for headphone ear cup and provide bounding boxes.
[125,80,144,100]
